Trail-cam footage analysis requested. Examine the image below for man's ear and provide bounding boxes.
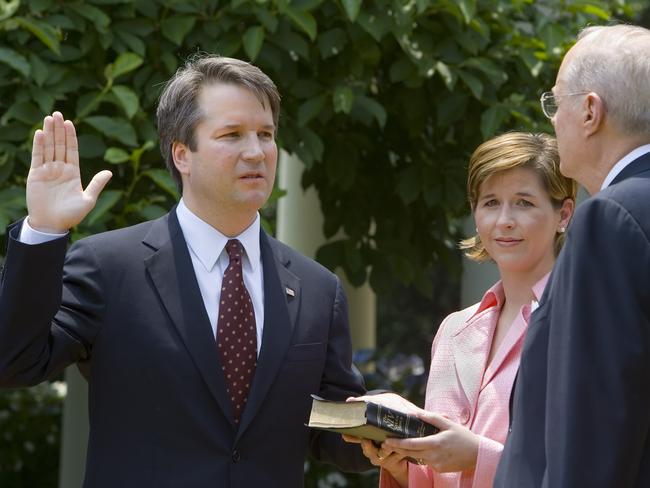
[583,92,605,137]
[172,141,191,176]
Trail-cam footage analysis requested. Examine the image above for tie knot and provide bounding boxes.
[225,239,244,263]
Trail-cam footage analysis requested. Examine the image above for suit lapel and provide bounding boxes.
[143,211,235,426]
[236,232,299,439]
[451,309,496,416]
[481,311,528,388]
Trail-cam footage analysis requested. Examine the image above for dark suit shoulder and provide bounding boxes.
[265,235,338,284]
[598,168,650,236]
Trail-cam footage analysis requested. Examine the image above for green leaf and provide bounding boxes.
[582,4,611,20]
[396,166,420,205]
[85,116,138,147]
[480,105,507,139]
[160,15,196,45]
[317,28,347,59]
[0,47,30,77]
[111,85,140,119]
[242,26,265,62]
[355,95,387,127]
[457,0,476,24]
[357,10,389,42]
[458,69,483,99]
[106,52,143,81]
[341,0,361,22]
[86,190,123,226]
[435,61,456,90]
[143,169,179,199]
[462,57,508,87]
[297,95,326,126]
[332,86,354,114]
[77,134,106,159]
[104,147,130,164]
[14,16,61,54]
[300,127,324,162]
[28,53,49,87]
[285,8,317,41]
[67,4,111,31]
[0,0,19,22]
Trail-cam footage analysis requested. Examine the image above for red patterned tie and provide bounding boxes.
[216,239,257,423]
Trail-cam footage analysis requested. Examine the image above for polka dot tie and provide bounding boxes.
[216,239,257,423]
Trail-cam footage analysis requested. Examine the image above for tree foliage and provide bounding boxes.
[0,0,639,293]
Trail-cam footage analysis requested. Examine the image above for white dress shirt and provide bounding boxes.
[19,199,265,353]
[601,144,650,190]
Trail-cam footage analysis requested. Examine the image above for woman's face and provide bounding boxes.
[474,166,570,277]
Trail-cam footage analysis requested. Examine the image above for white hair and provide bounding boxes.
[564,24,650,135]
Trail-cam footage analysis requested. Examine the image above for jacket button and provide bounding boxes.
[460,408,470,424]
[232,450,241,463]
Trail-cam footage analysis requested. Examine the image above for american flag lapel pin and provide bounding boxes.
[285,287,295,297]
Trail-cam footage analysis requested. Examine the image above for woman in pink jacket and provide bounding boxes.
[349,132,576,488]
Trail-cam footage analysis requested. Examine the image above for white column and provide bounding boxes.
[58,366,88,488]
[276,151,376,350]
[460,216,499,308]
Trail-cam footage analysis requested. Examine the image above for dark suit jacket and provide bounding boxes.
[494,153,650,487]
[0,210,370,487]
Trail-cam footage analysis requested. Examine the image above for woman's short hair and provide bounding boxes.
[460,132,577,262]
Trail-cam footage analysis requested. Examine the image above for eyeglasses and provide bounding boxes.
[539,91,591,119]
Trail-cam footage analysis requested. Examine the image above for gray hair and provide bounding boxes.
[156,55,281,190]
[563,24,650,136]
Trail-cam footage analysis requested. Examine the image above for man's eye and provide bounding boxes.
[259,131,274,139]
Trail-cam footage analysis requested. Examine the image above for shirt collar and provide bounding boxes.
[469,272,550,320]
[175,199,261,272]
[601,144,650,190]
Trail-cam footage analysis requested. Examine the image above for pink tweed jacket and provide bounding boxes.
[380,275,548,488]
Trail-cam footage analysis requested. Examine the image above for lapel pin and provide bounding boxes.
[285,287,295,297]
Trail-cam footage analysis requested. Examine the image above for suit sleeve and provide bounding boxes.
[0,220,105,386]
[542,198,650,487]
[309,276,372,472]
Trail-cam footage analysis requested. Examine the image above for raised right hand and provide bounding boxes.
[26,111,112,233]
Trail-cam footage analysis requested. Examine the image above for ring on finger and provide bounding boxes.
[417,458,426,465]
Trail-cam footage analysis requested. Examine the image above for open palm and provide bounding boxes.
[27,112,112,233]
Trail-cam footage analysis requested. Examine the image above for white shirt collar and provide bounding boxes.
[175,199,261,273]
[601,144,650,190]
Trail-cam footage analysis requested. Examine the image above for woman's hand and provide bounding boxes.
[383,411,480,473]
[346,392,421,415]
[342,435,409,487]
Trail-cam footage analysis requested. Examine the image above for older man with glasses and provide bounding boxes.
[495,24,650,488]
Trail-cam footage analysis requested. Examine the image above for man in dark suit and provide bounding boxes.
[0,56,370,487]
[495,25,650,488]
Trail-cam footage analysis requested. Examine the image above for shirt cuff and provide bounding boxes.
[19,218,68,245]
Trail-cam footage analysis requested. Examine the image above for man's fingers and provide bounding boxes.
[64,119,79,166]
[84,170,113,201]
[43,115,54,163]
[53,111,66,162]
[31,129,45,169]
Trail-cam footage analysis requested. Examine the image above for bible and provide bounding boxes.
[307,395,439,442]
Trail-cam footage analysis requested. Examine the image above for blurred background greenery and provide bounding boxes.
[0,0,647,486]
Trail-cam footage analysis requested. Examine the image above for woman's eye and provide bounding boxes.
[484,199,498,207]
[517,199,534,207]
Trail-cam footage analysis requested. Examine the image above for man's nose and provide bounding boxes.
[242,134,265,162]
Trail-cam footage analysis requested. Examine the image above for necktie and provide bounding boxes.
[216,239,257,423]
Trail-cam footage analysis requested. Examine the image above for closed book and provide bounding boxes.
[307,394,439,442]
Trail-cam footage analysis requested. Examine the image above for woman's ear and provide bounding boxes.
[558,198,575,232]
